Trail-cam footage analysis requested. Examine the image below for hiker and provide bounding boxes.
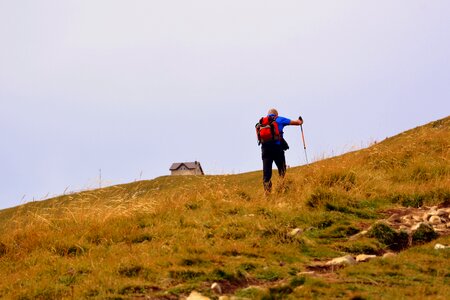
[256,108,303,193]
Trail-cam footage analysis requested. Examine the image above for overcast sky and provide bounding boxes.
[1,1,449,209]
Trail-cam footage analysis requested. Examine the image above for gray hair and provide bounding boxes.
[268,108,278,115]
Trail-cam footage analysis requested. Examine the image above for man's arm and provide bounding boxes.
[289,116,303,126]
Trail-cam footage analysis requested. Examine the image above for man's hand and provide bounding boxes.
[290,116,303,126]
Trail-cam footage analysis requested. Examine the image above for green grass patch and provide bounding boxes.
[368,223,409,251]
[169,269,205,281]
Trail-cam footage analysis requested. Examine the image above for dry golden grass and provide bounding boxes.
[0,116,449,299]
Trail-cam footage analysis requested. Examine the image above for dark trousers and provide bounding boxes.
[261,143,286,192]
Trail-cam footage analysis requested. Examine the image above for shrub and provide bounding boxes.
[290,276,306,287]
[412,223,438,245]
[368,223,409,251]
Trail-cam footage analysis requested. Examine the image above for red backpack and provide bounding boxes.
[255,116,281,145]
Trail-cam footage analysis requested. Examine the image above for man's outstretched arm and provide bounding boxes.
[289,116,303,126]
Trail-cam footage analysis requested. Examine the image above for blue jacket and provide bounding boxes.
[268,114,291,145]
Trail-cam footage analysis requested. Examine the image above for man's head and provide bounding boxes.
[268,108,278,116]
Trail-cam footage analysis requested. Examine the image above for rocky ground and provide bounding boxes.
[382,204,450,235]
[186,203,450,300]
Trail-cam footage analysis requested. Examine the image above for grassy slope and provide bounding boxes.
[0,117,449,299]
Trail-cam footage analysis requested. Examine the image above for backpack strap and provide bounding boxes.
[268,116,278,141]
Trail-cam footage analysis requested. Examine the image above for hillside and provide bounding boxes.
[0,116,449,299]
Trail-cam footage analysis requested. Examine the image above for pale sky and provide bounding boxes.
[1,1,449,209]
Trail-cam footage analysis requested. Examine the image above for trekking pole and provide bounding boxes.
[300,123,309,164]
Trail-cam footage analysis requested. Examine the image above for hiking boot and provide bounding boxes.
[263,181,272,195]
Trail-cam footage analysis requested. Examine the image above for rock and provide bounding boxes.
[434,243,450,250]
[433,224,448,234]
[401,215,413,221]
[412,215,423,222]
[429,216,442,225]
[401,215,415,226]
[289,228,303,236]
[356,254,377,262]
[436,209,448,217]
[187,291,210,300]
[399,225,409,231]
[447,222,450,228]
[326,255,356,266]
[427,211,438,217]
[411,222,425,231]
[401,219,414,227]
[349,230,368,241]
[211,282,222,294]
[387,214,401,223]
[298,271,315,275]
[382,252,396,259]
[218,297,230,300]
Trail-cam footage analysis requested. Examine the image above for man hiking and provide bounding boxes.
[256,108,303,193]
